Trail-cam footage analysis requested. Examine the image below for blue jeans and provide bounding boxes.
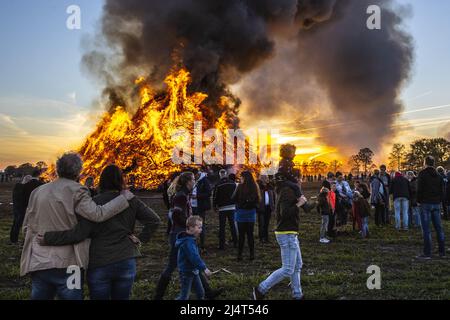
[411,206,421,227]
[31,268,84,300]
[394,197,409,230]
[361,217,369,238]
[176,271,205,300]
[87,258,136,300]
[258,234,303,299]
[420,204,446,257]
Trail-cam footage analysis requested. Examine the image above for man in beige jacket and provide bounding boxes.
[20,152,135,300]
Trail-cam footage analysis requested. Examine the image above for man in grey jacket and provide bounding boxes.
[20,152,135,300]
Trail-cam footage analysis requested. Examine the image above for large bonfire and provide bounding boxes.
[45,68,245,189]
[81,68,236,189]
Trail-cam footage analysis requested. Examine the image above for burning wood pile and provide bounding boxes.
[81,68,236,189]
[44,68,254,189]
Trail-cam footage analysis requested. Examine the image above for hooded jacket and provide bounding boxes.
[417,167,444,204]
[191,172,212,211]
[391,174,411,200]
[274,181,300,233]
[175,231,206,274]
[409,177,418,206]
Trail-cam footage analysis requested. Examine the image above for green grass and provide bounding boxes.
[0,182,449,300]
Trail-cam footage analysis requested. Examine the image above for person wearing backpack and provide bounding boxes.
[335,172,353,226]
[232,170,261,261]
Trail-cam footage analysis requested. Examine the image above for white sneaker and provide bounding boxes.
[320,238,330,244]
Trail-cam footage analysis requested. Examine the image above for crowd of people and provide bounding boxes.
[6,147,450,300]
[317,158,448,257]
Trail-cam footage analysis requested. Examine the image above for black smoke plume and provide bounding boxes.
[83,0,413,151]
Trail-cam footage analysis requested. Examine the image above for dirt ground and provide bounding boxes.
[0,181,449,300]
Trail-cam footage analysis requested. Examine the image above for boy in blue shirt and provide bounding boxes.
[175,216,212,300]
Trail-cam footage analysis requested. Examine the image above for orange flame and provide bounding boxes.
[31,68,242,189]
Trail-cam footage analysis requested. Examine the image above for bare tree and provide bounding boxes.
[348,155,362,175]
[329,160,343,174]
[357,148,374,175]
[36,161,48,171]
[310,160,328,175]
[388,144,407,171]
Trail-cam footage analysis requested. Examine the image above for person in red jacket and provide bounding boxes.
[327,183,337,237]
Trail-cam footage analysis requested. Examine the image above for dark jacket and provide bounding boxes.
[409,178,418,206]
[162,180,171,210]
[358,184,371,200]
[446,173,450,203]
[274,181,300,233]
[278,158,298,184]
[440,173,448,204]
[170,187,192,233]
[175,231,206,274]
[194,176,212,211]
[44,191,161,269]
[257,181,275,213]
[353,197,371,218]
[22,179,44,210]
[317,192,332,216]
[391,176,411,200]
[232,184,260,210]
[212,178,236,210]
[417,167,444,205]
[12,183,26,216]
[88,187,97,198]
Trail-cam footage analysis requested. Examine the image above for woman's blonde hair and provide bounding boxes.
[167,171,194,199]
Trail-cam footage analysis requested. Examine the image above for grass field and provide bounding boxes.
[0,181,449,300]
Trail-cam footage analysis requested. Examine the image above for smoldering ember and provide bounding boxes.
[1,0,450,306]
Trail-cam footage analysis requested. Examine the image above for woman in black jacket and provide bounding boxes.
[232,170,261,261]
[39,165,161,300]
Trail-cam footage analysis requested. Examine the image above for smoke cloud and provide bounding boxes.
[83,0,414,152]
